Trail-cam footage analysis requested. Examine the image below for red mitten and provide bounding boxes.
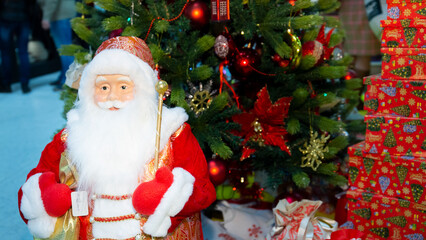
[133,167,174,215]
[39,172,72,217]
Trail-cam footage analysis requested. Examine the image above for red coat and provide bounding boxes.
[19,123,216,239]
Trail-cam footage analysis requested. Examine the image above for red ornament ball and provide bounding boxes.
[302,40,324,65]
[345,69,357,80]
[208,158,227,186]
[279,59,290,68]
[272,53,282,62]
[184,0,209,28]
[230,47,260,77]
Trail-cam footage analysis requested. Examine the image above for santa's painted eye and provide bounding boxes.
[102,86,108,90]
[121,85,127,90]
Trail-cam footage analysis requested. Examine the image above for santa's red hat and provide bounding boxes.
[95,36,155,69]
[78,36,158,103]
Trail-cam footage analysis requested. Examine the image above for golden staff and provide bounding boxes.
[154,79,168,171]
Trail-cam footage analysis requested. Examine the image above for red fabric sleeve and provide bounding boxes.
[26,129,66,181]
[170,123,216,218]
[18,129,66,222]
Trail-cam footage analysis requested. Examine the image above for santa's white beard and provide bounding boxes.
[66,96,158,196]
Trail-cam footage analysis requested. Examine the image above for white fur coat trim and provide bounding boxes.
[159,107,188,151]
[20,173,57,238]
[143,168,195,237]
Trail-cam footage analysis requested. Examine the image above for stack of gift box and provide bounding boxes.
[346,0,426,239]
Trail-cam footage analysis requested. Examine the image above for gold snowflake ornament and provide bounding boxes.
[186,80,216,115]
[299,130,330,171]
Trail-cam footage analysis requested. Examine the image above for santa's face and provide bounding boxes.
[94,74,135,111]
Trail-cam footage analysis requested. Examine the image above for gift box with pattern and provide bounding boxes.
[381,48,426,80]
[387,0,426,20]
[364,114,426,157]
[346,187,426,240]
[364,75,426,118]
[348,141,426,204]
[381,19,426,48]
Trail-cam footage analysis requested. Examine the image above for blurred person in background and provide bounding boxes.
[0,0,38,93]
[339,0,381,78]
[37,0,76,91]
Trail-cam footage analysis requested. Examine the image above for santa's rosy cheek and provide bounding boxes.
[94,91,108,103]
[121,94,134,102]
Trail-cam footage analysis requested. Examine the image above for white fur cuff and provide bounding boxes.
[20,173,57,238]
[143,168,195,237]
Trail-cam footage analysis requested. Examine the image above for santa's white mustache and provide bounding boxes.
[97,100,129,109]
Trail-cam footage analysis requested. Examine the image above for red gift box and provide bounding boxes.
[381,19,426,48]
[381,48,426,80]
[347,187,426,240]
[387,0,426,20]
[348,141,426,204]
[364,75,426,118]
[364,114,426,157]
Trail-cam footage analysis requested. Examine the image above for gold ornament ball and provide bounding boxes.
[155,80,168,95]
[282,28,302,70]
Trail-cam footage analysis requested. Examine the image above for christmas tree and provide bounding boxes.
[60,0,361,199]
[390,66,412,78]
[353,208,371,220]
[411,183,424,203]
[364,98,378,111]
[384,129,397,148]
[392,105,411,117]
[363,157,374,175]
[396,165,408,185]
[369,227,389,238]
[386,216,407,228]
[403,28,416,47]
[417,7,426,17]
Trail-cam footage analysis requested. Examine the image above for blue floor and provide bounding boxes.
[0,72,66,239]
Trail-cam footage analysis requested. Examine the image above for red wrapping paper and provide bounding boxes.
[348,141,426,204]
[347,187,426,240]
[363,75,426,118]
[330,229,366,240]
[381,48,426,80]
[381,19,426,48]
[364,114,426,157]
[387,0,426,20]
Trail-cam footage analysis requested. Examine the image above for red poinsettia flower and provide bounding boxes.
[316,24,335,61]
[232,86,292,160]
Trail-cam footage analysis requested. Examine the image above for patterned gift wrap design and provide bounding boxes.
[364,75,426,118]
[348,141,426,204]
[387,0,426,20]
[364,114,426,157]
[346,187,426,240]
[381,19,426,48]
[382,48,426,80]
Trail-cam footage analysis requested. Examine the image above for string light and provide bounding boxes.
[144,0,190,41]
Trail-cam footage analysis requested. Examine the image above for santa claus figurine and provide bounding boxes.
[18,36,216,240]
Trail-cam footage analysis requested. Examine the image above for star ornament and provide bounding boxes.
[232,86,292,160]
